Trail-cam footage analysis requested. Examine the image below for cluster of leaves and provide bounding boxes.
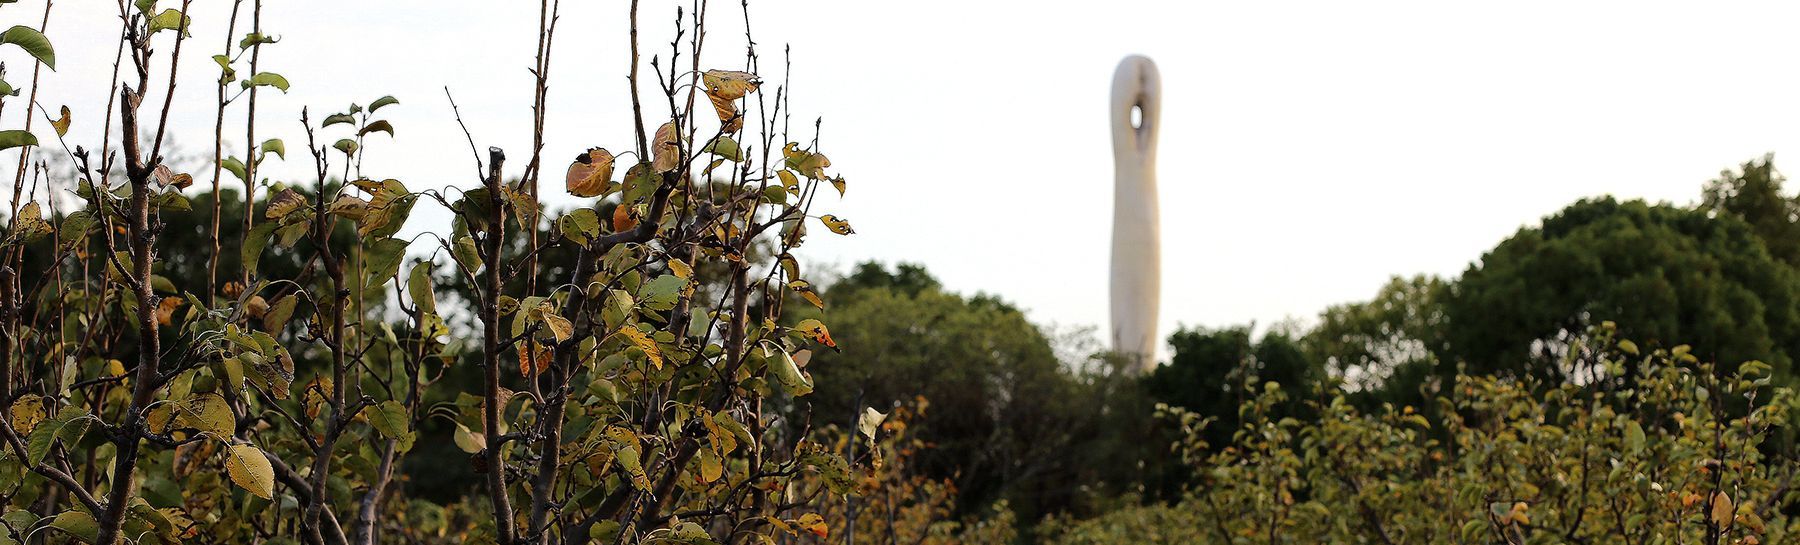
[0,1,906,544]
[794,397,1018,545]
[1047,324,1800,544]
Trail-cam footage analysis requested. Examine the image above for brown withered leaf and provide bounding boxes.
[651,122,681,173]
[701,70,760,100]
[566,148,616,198]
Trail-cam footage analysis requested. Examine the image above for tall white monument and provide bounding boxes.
[1110,55,1161,374]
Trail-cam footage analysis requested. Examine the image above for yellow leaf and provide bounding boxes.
[614,326,664,369]
[8,394,45,434]
[179,393,235,437]
[795,319,837,350]
[667,259,692,279]
[225,443,275,499]
[776,169,799,191]
[707,91,743,133]
[819,214,855,235]
[797,513,828,539]
[789,280,823,309]
[830,176,846,197]
[651,121,681,173]
[566,147,616,197]
[701,69,760,100]
[1508,501,1530,525]
[51,105,69,137]
[698,447,723,483]
[453,422,486,454]
[155,297,183,326]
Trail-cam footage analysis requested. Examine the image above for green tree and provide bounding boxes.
[1702,154,1800,267]
[1303,275,1450,408]
[1046,329,1800,545]
[802,263,1144,527]
[1445,197,1800,382]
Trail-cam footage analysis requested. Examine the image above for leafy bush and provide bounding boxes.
[0,1,894,544]
[1047,325,1800,545]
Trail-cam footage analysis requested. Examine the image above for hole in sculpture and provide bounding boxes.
[1130,105,1143,130]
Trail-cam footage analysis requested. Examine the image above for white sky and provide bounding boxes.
[10,1,1800,358]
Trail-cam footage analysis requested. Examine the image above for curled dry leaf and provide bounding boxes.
[151,164,175,188]
[701,69,760,100]
[518,340,552,376]
[566,147,616,197]
[819,214,855,235]
[651,122,682,173]
[51,105,69,137]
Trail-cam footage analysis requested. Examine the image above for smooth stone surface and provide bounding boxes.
[1110,55,1161,374]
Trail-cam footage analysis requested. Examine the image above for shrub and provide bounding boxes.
[0,1,881,544]
[1047,325,1800,545]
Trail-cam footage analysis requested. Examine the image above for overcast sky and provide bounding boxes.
[9,1,1800,360]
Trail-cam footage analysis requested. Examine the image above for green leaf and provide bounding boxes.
[1625,420,1646,454]
[364,400,409,439]
[368,95,399,112]
[407,261,435,314]
[703,136,742,161]
[0,26,54,70]
[452,422,484,454]
[359,119,394,138]
[769,347,813,396]
[238,32,275,51]
[639,274,688,312]
[25,406,89,467]
[211,54,235,82]
[322,113,355,128]
[363,237,408,286]
[259,138,285,160]
[0,129,37,152]
[452,235,482,272]
[333,138,358,156]
[241,72,289,92]
[147,8,190,36]
[48,510,98,544]
[220,156,246,181]
[241,221,278,275]
[558,208,601,245]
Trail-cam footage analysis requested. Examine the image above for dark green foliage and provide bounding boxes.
[803,263,1149,527]
[1446,196,1800,381]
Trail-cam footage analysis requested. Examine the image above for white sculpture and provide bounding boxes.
[1110,55,1161,374]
